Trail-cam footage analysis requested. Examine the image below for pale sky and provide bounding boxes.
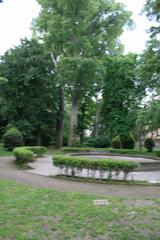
[0,0,151,55]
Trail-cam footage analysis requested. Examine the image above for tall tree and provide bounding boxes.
[34,0,131,146]
[101,54,145,139]
[0,39,58,145]
[141,0,160,93]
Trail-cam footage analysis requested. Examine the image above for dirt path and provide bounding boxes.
[0,157,160,198]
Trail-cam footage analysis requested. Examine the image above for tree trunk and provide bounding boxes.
[138,125,143,152]
[79,104,85,145]
[36,133,42,146]
[80,131,84,145]
[68,92,78,146]
[93,100,100,139]
[55,86,64,149]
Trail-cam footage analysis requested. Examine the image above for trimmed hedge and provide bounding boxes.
[3,128,23,151]
[62,147,145,155]
[13,146,47,163]
[62,147,109,153]
[107,148,145,155]
[23,146,47,156]
[85,136,111,148]
[53,155,138,180]
[13,148,34,163]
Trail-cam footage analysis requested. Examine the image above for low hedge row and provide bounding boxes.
[62,147,145,155]
[23,146,47,156]
[14,148,34,163]
[53,155,138,180]
[62,147,109,153]
[13,146,47,163]
[107,148,146,155]
[62,147,160,158]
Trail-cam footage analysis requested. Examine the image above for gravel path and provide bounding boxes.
[0,156,160,198]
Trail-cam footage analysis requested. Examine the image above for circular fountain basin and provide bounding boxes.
[70,152,160,172]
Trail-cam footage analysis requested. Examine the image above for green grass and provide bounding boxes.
[0,143,13,156]
[0,180,160,240]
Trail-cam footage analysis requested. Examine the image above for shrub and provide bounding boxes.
[111,136,121,149]
[85,136,110,148]
[108,148,141,155]
[24,146,47,156]
[144,138,155,152]
[155,150,160,157]
[53,155,138,180]
[3,128,23,151]
[121,134,135,149]
[13,148,34,163]
[62,147,108,153]
[13,146,47,163]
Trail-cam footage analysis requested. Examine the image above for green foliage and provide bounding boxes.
[144,138,155,152]
[0,39,58,145]
[85,136,110,148]
[22,146,47,156]
[0,143,13,157]
[62,147,142,155]
[101,54,144,139]
[34,0,132,145]
[53,155,138,180]
[107,148,143,155]
[3,128,23,151]
[13,146,46,163]
[111,136,121,149]
[13,148,34,163]
[141,1,160,94]
[111,134,135,149]
[155,150,160,157]
[62,147,108,153]
[121,134,135,149]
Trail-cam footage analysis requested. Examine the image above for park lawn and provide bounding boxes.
[0,180,160,240]
[0,144,13,157]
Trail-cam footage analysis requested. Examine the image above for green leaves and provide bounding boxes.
[53,154,138,174]
[101,54,142,139]
[0,39,58,144]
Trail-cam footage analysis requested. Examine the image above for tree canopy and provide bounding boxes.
[0,39,58,145]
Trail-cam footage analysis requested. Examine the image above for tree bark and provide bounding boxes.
[36,133,42,146]
[79,103,86,145]
[55,86,64,149]
[138,125,143,152]
[92,100,100,139]
[68,91,79,146]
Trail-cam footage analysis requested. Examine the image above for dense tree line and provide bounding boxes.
[0,0,159,148]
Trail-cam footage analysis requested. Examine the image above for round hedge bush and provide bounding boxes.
[144,138,155,152]
[3,128,23,151]
[121,134,135,149]
[85,136,110,148]
[13,146,47,164]
[13,148,34,163]
[111,136,121,149]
